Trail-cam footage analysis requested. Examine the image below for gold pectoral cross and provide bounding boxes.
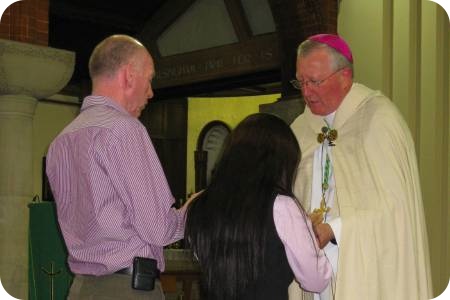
[310,196,331,226]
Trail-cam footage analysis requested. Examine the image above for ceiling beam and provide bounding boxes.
[138,0,196,57]
[224,0,252,42]
[50,1,139,31]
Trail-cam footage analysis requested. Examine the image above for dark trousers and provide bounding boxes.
[67,274,164,300]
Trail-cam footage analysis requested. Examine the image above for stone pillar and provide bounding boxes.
[0,95,37,297]
[0,38,74,299]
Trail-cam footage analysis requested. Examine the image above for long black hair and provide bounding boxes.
[185,113,303,300]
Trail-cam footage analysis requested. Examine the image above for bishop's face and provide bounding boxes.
[296,48,351,116]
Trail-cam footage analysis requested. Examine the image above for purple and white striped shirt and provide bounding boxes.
[46,95,186,275]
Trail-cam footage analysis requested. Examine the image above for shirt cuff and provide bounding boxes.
[327,217,342,245]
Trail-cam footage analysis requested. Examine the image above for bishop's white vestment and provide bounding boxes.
[289,83,432,300]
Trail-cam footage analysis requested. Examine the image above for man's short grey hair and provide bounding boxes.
[88,35,145,80]
[297,39,354,77]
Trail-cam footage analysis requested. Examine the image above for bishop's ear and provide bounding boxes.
[342,67,353,79]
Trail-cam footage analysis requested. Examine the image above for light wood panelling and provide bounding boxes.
[339,0,449,295]
[392,0,421,145]
[436,5,449,295]
[382,0,393,98]
[419,1,449,295]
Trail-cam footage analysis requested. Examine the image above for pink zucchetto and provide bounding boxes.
[308,34,353,63]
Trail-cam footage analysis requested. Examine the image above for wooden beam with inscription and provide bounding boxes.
[153,33,279,88]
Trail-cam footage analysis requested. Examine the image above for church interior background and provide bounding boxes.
[0,0,448,299]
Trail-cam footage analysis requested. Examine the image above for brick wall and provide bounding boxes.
[0,0,49,46]
[268,0,338,98]
[320,0,338,34]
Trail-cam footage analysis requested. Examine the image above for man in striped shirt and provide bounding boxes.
[46,34,191,299]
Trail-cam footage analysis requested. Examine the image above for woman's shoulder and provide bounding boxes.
[274,194,299,210]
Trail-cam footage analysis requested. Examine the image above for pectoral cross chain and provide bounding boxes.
[315,151,331,220]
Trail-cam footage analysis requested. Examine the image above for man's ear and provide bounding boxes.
[122,63,135,89]
[115,64,129,90]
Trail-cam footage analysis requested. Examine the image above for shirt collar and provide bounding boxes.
[81,95,130,116]
[324,112,336,127]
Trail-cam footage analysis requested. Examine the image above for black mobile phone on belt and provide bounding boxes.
[131,257,158,291]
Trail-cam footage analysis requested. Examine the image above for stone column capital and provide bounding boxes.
[0,39,75,99]
[0,95,37,118]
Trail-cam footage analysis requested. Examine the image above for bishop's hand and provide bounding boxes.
[309,210,324,227]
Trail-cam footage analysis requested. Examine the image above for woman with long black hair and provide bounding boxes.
[185,113,331,300]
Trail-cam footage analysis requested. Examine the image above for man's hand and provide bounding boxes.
[313,223,335,249]
[182,190,203,208]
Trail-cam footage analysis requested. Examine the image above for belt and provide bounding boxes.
[115,266,133,275]
[115,266,161,278]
